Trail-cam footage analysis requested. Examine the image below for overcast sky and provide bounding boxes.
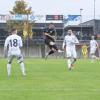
[0,0,100,22]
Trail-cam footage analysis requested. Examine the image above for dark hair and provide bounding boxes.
[11,28,17,32]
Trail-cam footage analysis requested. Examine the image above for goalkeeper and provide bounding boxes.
[82,43,88,58]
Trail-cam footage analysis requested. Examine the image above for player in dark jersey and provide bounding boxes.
[43,23,63,59]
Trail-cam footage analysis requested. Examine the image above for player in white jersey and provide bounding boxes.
[62,30,79,70]
[4,28,26,77]
[90,36,99,62]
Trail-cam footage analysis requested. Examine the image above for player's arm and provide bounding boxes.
[62,37,66,50]
[19,37,23,48]
[96,41,99,49]
[4,38,8,57]
[53,28,57,40]
[95,41,99,52]
[96,41,100,57]
[75,36,79,44]
[72,36,79,45]
[97,46,100,57]
[43,28,51,37]
[4,47,8,58]
[44,32,56,40]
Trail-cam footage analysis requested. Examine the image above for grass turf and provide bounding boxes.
[0,58,100,100]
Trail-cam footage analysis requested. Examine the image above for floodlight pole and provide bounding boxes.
[93,0,96,35]
[26,13,29,56]
[80,8,83,39]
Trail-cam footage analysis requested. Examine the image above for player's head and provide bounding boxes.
[67,29,73,35]
[48,23,55,29]
[11,28,17,34]
[91,35,95,40]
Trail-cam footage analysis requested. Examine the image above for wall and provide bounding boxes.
[1,40,100,58]
[0,43,84,58]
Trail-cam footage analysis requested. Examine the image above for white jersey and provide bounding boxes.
[4,34,23,55]
[90,39,98,54]
[63,35,79,49]
[90,40,98,49]
[63,35,79,58]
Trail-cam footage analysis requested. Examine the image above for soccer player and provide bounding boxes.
[62,29,79,70]
[82,43,88,58]
[43,23,63,59]
[90,35,99,62]
[4,28,26,77]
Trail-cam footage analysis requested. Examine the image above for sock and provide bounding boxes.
[93,55,98,59]
[71,58,76,65]
[91,55,95,62]
[67,59,71,69]
[92,55,95,59]
[7,64,11,77]
[20,62,26,76]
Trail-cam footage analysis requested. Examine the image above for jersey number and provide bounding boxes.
[10,39,18,47]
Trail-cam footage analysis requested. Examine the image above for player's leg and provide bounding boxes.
[71,49,77,67]
[45,45,63,59]
[17,54,26,76]
[71,58,77,67]
[45,46,55,59]
[49,42,63,54]
[93,48,99,59]
[51,42,64,53]
[67,57,72,70]
[82,51,86,58]
[84,52,87,58]
[7,55,13,77]
[66,50,72,70]
[45,41,56,59]
[45,41,63,59]
[91,53,98,62]
[45,40,53,59]
[47,47,55,55]
[91,53,95,62]
[90,48,97,62]
[48,40,63,53]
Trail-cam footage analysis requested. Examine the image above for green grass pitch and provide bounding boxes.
[0,58,100,100]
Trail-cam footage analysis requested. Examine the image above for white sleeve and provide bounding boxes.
[72,36,79,44]
[90,40,91,47]
[19,37,23,47]
[62,37,66,49]
[4,37,9,57]
[4,37,9,47]
[74,36,79,44]
[96,41,99,48]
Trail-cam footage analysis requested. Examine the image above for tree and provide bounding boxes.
[7,0,33,38]
[10,0,32,14]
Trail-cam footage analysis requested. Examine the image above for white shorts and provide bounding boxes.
[7,51,23,63]
[90,47,97,54]
[66,48,77,58]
